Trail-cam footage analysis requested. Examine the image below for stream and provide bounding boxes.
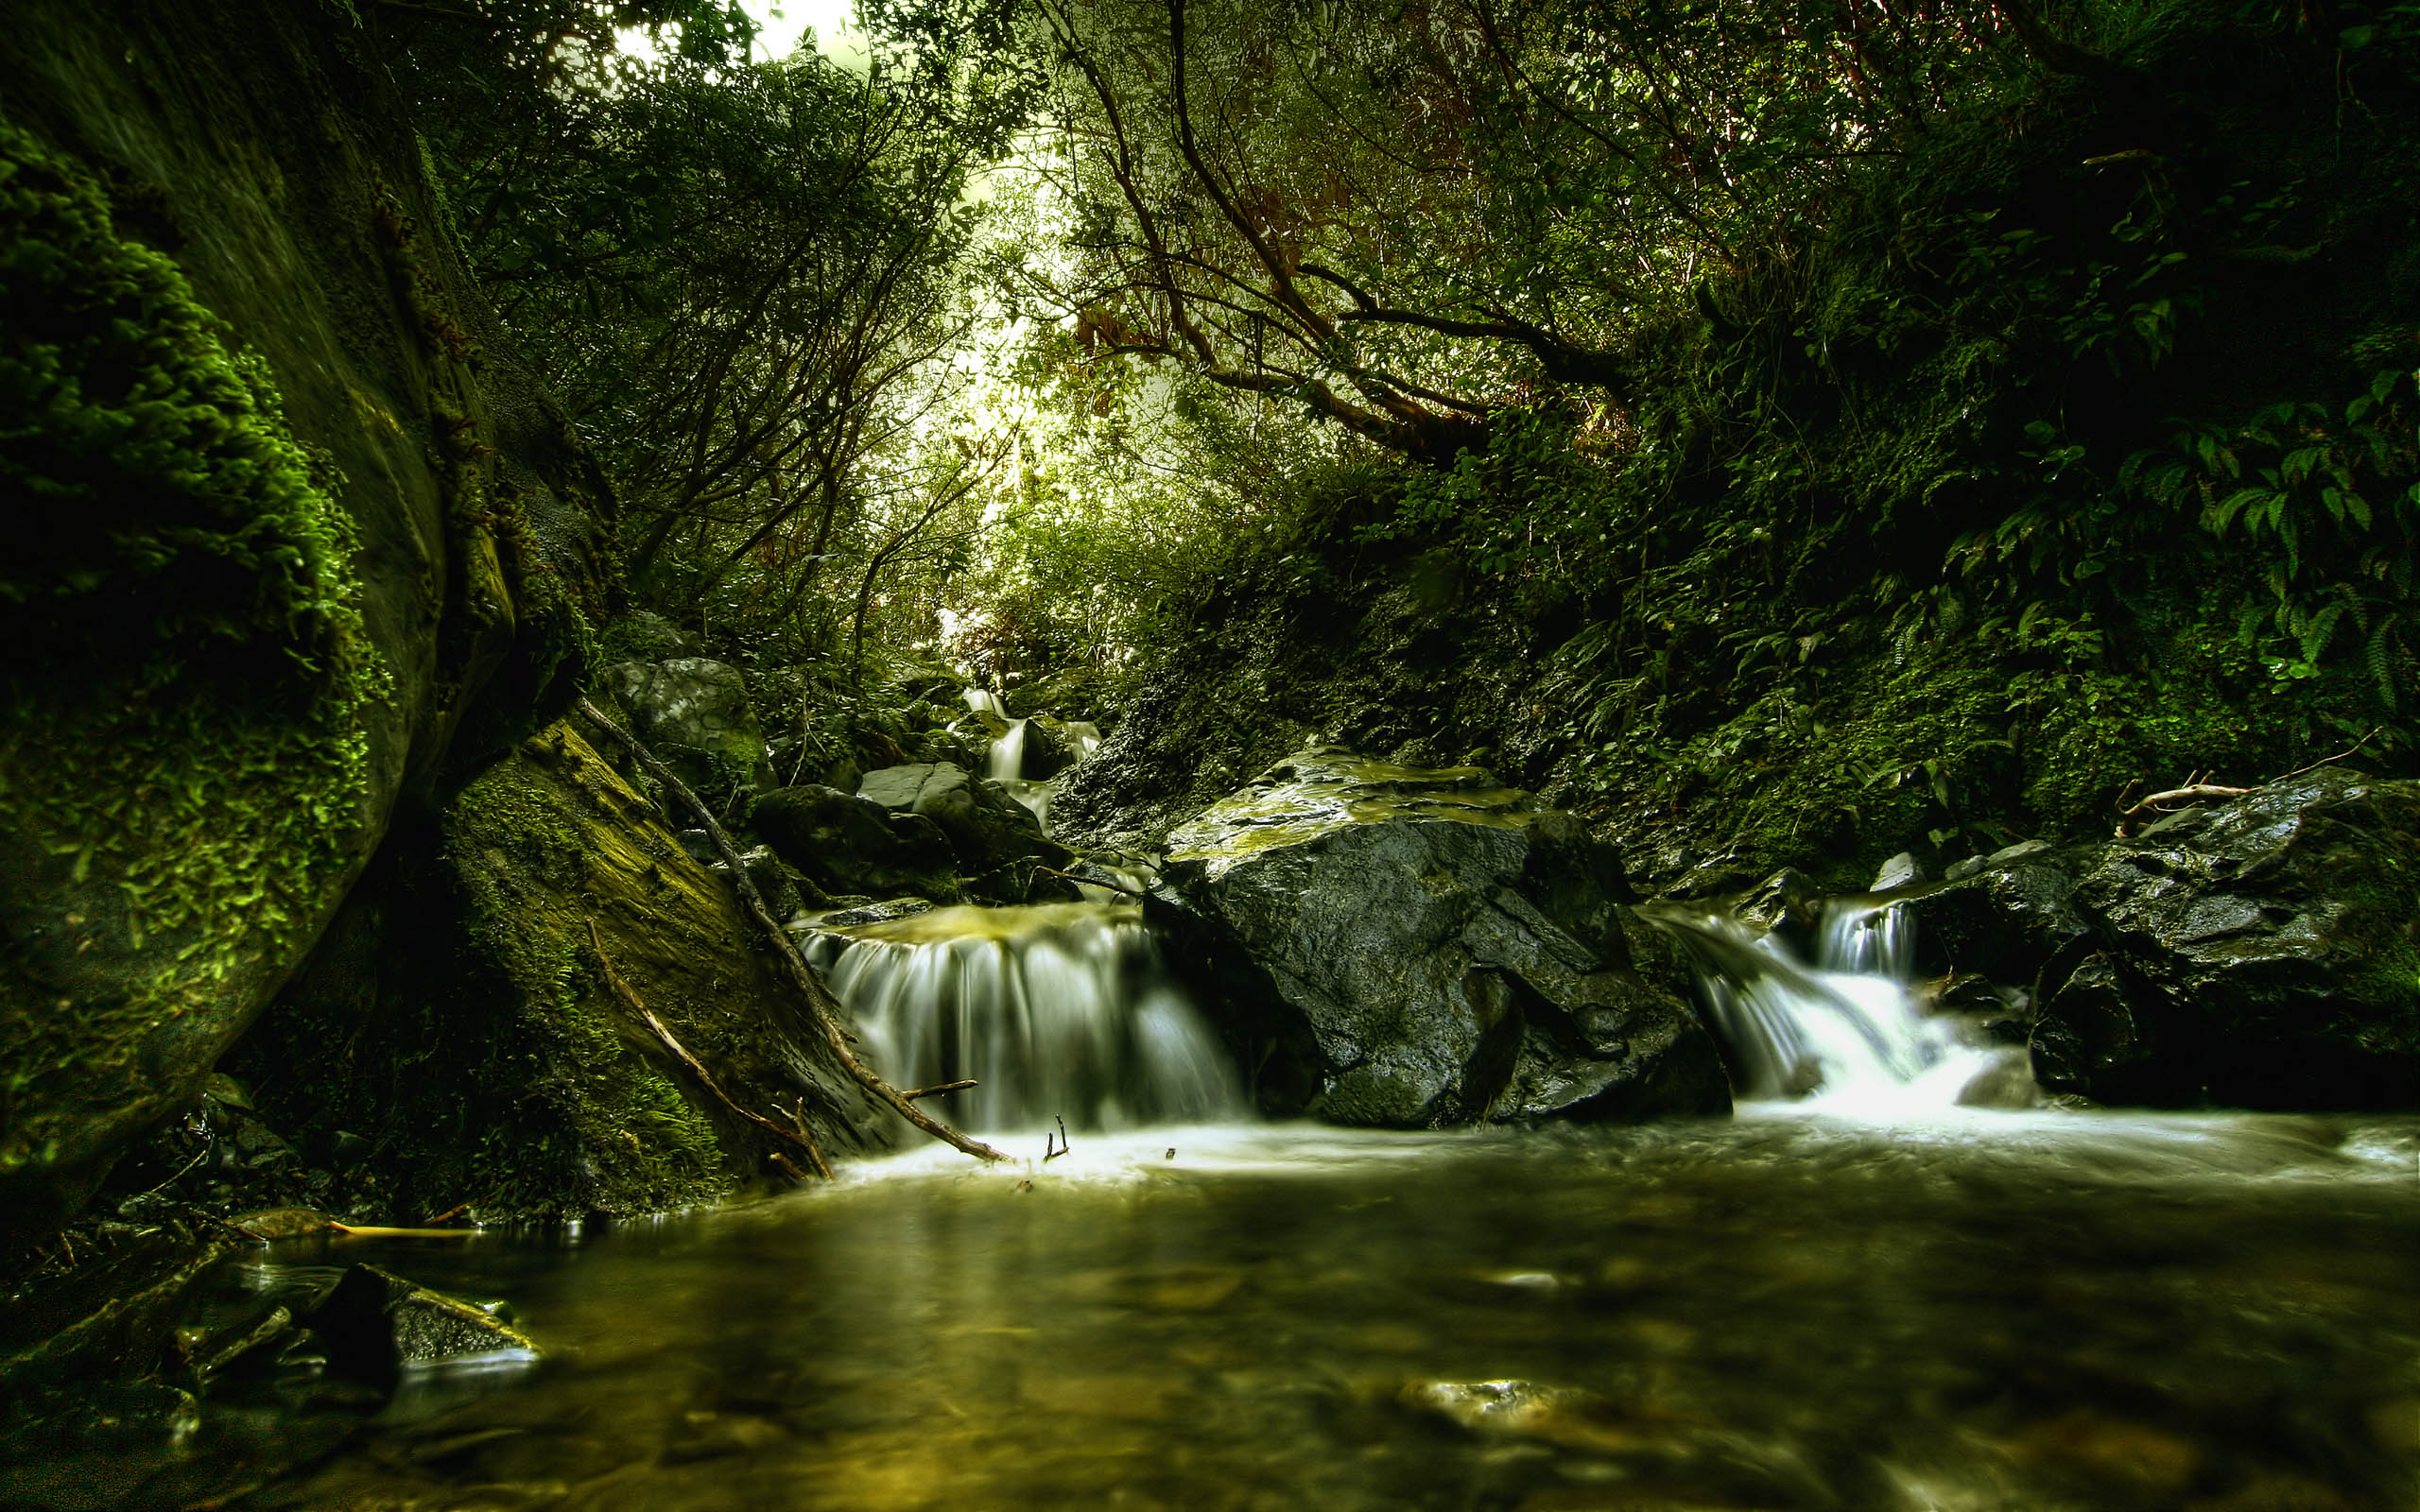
[167,1109,2420,1510]
[13,730,2417,1510]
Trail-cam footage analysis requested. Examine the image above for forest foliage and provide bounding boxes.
[380,0,2416,857]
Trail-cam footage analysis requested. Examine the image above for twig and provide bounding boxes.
[2120,782,2253,816]
[588,919,835,1180]
[901,1079,977,1102]
[574,698,1010,1164]
[1044,1114,1071,1162]
[2119,729,2382,816]
[2271,727,2379,784]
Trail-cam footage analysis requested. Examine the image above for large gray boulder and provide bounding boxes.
[1155,748,1730,1126]
[856,763,1072,899]
[1884,768,2418,1108]
[2053,767,2419,1107]
[751,785,961,903]
[604,658,768,796]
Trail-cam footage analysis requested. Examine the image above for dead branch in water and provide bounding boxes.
[573,696,1011,1165]
[588,919,835,1180]
[901,1079,977,1102]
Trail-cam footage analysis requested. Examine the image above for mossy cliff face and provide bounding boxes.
[0,0,610,1241]
[235,721,889,1223]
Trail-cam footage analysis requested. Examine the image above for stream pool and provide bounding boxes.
[47,1110,2420,1510]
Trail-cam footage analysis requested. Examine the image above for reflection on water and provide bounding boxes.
[199,1112,2420,1510]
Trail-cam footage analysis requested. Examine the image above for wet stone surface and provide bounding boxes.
[34,1112,2409,1512]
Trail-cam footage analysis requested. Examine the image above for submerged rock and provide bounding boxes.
[1157,748,1729,1126]
[304,1264,537,1388]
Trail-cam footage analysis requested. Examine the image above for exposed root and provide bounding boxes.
[573,696,1011,1165]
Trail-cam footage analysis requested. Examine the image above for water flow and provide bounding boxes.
[961,688,1103,828]
[811,902,1246,1133]
[1644,899,2023,1115]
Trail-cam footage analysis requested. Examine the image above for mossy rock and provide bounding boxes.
[1,0,611,1244]
[238,721,890,1224]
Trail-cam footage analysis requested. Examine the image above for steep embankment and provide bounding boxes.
[0,0,887,1246]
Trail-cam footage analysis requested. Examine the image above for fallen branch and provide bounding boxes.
[588,919,835,1181]
[2119,731,2380,817]
[2120,781,2252,816]
[574,696,1011,1165]
[901,1079,977,1102]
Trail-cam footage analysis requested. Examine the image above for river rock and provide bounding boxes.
[1156,748,1730,1126]
[751,784,961,902]
[303,1264,538,1388]
[604,658,769,796]
[2051,767,2420,1107]
[855,763,1073,899]
[1893,840,2097,987]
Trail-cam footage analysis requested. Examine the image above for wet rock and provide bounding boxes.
[1871,851,1927,891]
[0,1229,236,1404]
[751,784,960,902]
[1401,1379,1656,1456]
[705,843,821,919]
[1894,841,2096,987]
[603,658,769,795]
[1158,748,1729,1127]
[854,763,1072,899]
[303,1264,539,1388]
[230,1207,334,1241]
[796,897,936,929]
[2056,767,2420,1107]
[1733,868,1822,946]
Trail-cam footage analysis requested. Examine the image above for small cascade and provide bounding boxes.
[809,902,1246,1132]
[1642,898,2029,1115]
[959,686,1100,829]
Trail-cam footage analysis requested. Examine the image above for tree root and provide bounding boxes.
[588,919,835,1180]
[573,696,1011,1165]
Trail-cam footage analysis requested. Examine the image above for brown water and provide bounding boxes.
[50,1112,2420,1510]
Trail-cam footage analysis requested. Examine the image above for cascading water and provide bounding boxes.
[1642,897,2031,1116]
[806,902,1246,1132]
[960,686,1100,828]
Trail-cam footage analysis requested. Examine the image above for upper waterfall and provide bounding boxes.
[1641,896,2031,1116]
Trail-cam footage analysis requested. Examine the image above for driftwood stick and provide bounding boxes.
[901,1079,978,1102]
[573,696,1010,1164]
[2120,782,2253,816]
[588,919,836,1180]
[2271,727,2379,784]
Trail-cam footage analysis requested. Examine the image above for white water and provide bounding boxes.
[960,687,1102,828]
[815,902,1247,1134]
[1654,900,2025,1117]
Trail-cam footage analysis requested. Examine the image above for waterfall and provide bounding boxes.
[959,686,1101,829]
[808,902,1246,1132]
[1640,898,2030,1115]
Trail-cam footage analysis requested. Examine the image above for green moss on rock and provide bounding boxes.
[0,112,392,1221]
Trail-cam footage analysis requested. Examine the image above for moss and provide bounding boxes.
[0,112,391,1134]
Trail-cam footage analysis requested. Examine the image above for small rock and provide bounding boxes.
[1870,851,1926,892]
[303,1264,539,1388]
